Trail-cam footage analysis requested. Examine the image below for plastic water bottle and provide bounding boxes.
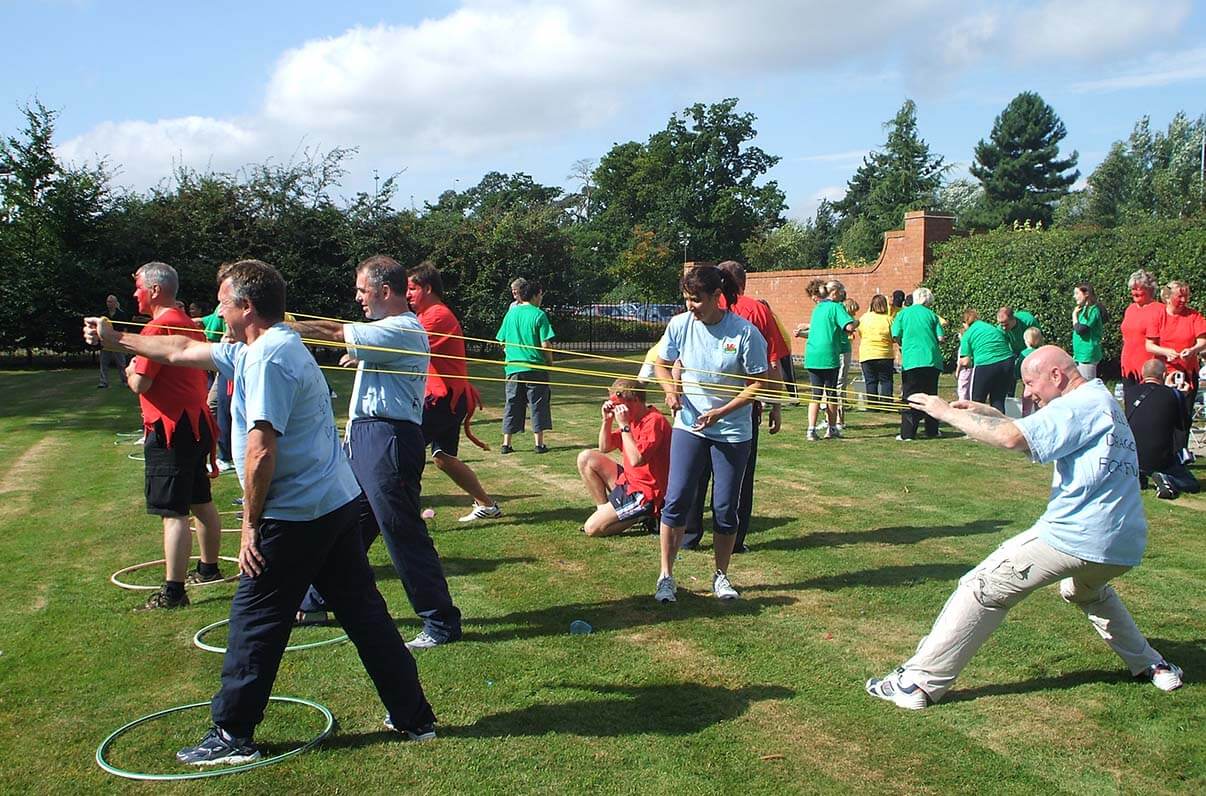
[569,619,592,635]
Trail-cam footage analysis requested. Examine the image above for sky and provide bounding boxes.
[2,0,1204,223]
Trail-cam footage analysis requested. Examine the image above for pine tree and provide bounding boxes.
[970,92,1079,228]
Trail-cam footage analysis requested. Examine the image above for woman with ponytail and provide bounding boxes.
[652,266,768,604]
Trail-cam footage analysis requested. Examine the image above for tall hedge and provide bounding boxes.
[925,220,1206,371]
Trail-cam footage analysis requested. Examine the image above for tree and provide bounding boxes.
[590,98,785,266]
[0,100,112,358]
[969,91,1079,228]
[742,201,838,270]
[833,100,946,260]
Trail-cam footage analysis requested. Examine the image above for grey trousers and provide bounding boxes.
[502,370,552,434]
[901,527,1165,702]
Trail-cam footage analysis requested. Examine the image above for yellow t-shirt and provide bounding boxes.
[858,310,895,361]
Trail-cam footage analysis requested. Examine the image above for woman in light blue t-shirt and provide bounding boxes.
[652,266,768,606]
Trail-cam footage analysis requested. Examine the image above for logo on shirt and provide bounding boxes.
[723,341,737,354]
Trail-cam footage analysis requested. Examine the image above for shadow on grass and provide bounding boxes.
[930,638,1204,704]
[459,593,797,642]
[745,563,972,593]
[752,518,1008,552]
[371,555,535,582]
[316,683,795,747]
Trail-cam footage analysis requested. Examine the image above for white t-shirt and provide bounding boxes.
[1015,379,1147,566]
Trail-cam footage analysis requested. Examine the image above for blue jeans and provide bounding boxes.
[661,428,751,535]
[861,358,894,398]
[301,418,461,641]
[210,498,434,737]
[214,371,232,462]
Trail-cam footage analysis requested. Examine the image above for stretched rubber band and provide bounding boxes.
[110,555,240,591]
[95,695,335,781]
[193,618,349,654]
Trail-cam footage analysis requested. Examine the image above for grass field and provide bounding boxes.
[0,361,1202,794]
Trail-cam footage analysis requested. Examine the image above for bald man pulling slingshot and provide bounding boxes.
[866,346,1183,709]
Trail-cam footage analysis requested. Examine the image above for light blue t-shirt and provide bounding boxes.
[211,324,361,522]
[1015,379,1147,567]
[662,310,768,443]
[343,313,429,425]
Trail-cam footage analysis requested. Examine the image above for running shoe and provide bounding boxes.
[185,567,224,585]
[136,587,190,611]
[406,631,456,650]
[534,444,550,454]
[826,426,842,439]
[806,429,819,441]
[1151,472,1178,500]
[1137,660,1184,692]
[176,726,260,766]
[654,575,677,603]
[384,716,437,741]
[499,445,514,455]
[459,502,503,522]
[865,667,930,710]
[712,570,739,600]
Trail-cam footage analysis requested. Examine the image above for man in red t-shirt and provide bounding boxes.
[576,378,672,537]
[127,262,224,610]
[682,260,785,552]
[405,263,502,523]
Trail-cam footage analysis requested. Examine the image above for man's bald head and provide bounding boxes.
[1020,346,1083,407]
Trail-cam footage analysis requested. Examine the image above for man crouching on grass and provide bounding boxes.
[576,379,672,537]
[866,346,1183,710]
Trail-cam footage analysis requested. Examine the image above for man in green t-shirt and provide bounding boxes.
[495,279,556,454]
[997,307,1039,397]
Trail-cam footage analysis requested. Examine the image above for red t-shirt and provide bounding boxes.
[134,307,214,446]
[416,302,471,407]
[1119,301,1165,380]
[720,294,789,366]
[608,407,672,509]
[1158,308,1206,378]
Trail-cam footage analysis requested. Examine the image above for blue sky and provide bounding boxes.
[3,1,1204,221]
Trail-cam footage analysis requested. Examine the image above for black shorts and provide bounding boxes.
[144,415,213,517]
[608,480,656,522]
[807,368,839,402]
[422,393,468,458]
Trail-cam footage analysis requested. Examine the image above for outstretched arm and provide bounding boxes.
[289,319,345,343]
[907,393,1029,452]
[84,317,216,371]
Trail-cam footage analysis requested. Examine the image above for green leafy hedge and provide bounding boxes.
[925,219,1206,372]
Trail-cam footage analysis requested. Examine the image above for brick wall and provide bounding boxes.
[743,211,955,359]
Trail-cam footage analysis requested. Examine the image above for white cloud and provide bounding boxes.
[1070,46,1206,93]
[795,150,869,165]
[792,185,846,220]
[56,0,1197,192]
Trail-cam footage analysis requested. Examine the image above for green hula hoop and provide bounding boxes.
[95,695,335,781]
[110,555,240,591]
[193,618,349,654]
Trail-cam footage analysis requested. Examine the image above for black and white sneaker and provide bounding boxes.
[185,567,224,585]
[383,716,437,741]
[1151,472,1179,500]
[136,587,190,611]
[176,726,261,766]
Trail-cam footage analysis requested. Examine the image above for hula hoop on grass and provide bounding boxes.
[193,618,349,654]
[110,555,240,591]
[188,519,242,534]
[95,695,335,781]
[128,453,145,461]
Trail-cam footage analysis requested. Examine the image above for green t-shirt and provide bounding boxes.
[1017,345,1038,378]
[199,312,226,343]
[1071,303,1103,364]
[890,304,945,370]
[1002,310,1038,353]
[495,303,555,376]
[960,320,1014,366]
[804,300,855,370]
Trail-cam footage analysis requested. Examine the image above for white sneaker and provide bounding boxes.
[654,575,677,603]
[1142,661,1184,692]
[459,502,502,522]
[712,570,738,600]
[826,426,842,439]
[806,429,819,441]
[865,667,930,710]
[215,459,234,474]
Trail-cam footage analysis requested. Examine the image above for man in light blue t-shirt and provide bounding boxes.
[85,259,436,765]
[865,346,1183,710]
[290,255,461,649]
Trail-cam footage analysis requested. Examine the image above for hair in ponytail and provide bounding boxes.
[681,265,739,307]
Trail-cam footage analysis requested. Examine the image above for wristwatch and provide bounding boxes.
[619,425,631,433]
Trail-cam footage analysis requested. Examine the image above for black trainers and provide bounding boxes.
[1152,472,1179,500]
[499,445,514,455]
[534,444,549,454]
[176,726,261,766]
[383,716,437,741]
[185,567,224,585]
[136,587,190,611]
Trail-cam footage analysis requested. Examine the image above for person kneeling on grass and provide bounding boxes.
[866,346,1183,710]
[576,379,672,537]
